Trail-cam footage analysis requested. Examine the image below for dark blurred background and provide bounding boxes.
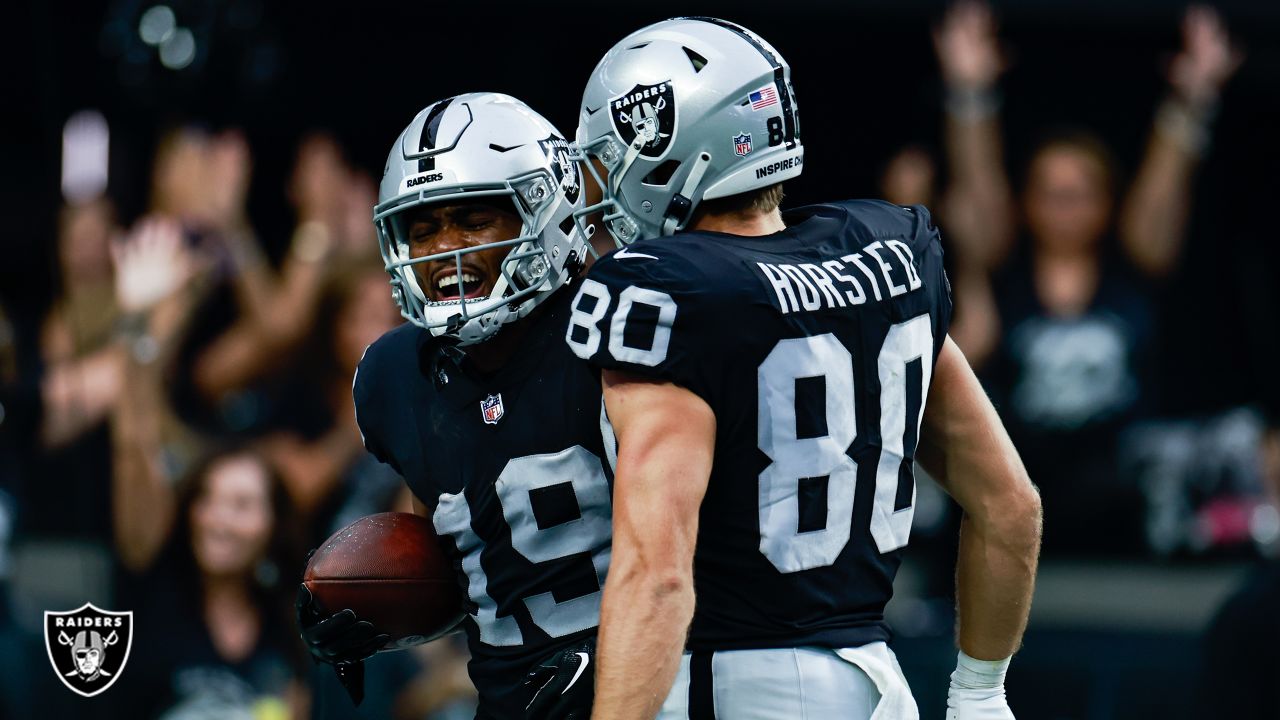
[1,0,1278,718]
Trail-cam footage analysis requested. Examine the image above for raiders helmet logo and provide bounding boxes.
[609,81,677,160]
[45,603,133,697]
[538,136,581,204]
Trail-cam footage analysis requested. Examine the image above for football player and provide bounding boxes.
[566,18,1042,720]
[296,93,611,719]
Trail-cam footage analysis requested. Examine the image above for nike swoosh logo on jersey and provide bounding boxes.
[563,652,591,694]
[613,248,658,260]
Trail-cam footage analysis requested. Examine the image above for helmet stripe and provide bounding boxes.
[419,96,457,151]
[677,16,779,68]
[676,17,799,151]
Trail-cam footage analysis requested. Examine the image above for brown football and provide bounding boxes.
[304,512,465,646]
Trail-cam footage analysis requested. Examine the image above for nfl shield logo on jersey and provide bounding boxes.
[44,603,133,697]
[733,133,753,157]
[481,393,505,425]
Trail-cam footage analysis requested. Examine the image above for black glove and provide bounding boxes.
[295,583,391,706]
[524,638,596,720]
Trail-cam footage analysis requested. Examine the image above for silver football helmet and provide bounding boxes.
[573,17,803,242]
[375,93,587,345]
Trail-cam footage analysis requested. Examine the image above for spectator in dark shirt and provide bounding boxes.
[933,1,1242,553]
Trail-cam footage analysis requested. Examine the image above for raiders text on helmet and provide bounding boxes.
[375,93,587,345]
[574,17,803,242]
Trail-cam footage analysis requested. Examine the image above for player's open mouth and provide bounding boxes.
[431,267,489,302]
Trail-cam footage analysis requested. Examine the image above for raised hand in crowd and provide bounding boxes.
[1121,4,1243,277]
[934,0,1004,94]
[110,215,199,314]
[192,132,361,403]
[1168,6,1245,110]
[932,0,1013,362]
[936,1,1243,369]
[41,208,204,448]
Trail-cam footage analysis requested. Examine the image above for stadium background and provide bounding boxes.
[1,0,1279,718]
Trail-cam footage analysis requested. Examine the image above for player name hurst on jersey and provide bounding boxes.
[755,238,923,315]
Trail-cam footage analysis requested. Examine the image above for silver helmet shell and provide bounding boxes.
[375,92,587,346]
[574,17,802,242]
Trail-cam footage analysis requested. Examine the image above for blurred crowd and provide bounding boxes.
[1,127,477,717]
[0,2,1277,719]
[883,2,1277,559]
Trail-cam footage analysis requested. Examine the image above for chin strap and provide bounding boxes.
[662,151,713,236]
[600,136,651,243]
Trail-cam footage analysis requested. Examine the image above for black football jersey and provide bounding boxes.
[354,286,612,719]
[567,200,952,651]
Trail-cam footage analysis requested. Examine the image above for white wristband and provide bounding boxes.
[950,650,1010,691]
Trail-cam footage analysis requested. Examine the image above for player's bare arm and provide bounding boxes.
[592,370,715,720]
[917,336,1042,716]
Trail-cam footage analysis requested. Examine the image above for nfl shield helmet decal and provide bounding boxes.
[609,81,677,160]
[481,393,505,425]
[45,603,133,697]
[733,132,753,157]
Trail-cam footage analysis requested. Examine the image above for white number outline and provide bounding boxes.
[756,315,934,572]
[566,279,611,359]
[870,315,933,553]
[566,281,677,367]
[757,335,858,572]
[608,285,677,367]
[433,446,612,646]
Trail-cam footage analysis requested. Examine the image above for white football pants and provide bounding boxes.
[656,642,919,720]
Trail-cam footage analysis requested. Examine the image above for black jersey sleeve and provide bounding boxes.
[900,203,952,359]
[352,326,416,476]
[838,200,954,357]
[352,346,392,471]
[565,247,726,407]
